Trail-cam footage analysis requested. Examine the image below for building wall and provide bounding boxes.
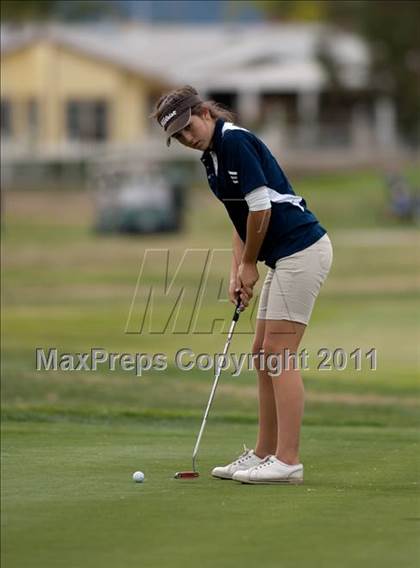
[1,41,159,146]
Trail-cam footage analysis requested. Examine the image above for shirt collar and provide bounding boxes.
[201,118,225,162]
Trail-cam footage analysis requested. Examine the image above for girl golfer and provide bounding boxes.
[152,86,333,484]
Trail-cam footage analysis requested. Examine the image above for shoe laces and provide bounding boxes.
[255,456,275,469]
[232,444,251,465]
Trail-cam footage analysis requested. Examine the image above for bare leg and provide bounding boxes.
[262,319,307,465]
[253,318,277,458]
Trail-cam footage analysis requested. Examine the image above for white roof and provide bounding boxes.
[1,22,370,92]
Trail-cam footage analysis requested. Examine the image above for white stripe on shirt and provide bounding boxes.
[245,186,304,212]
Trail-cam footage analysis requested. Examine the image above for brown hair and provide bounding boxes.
[150,85,236,124]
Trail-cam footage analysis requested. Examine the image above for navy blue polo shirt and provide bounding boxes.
[200,118,326,269]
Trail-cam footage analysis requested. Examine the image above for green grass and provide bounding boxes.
[2,167,420,567]
[2,421,419,568]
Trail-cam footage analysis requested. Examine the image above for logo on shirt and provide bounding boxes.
[228,170,239,184]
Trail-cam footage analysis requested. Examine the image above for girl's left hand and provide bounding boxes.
[236,262,259,308]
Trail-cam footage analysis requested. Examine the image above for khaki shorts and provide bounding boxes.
[257,233,333,325]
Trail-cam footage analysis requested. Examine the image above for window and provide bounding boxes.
[1,99,12,137]
[27,99,38,138]
[66,100,108,141]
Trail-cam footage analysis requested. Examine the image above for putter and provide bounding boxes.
[174,298,242,479]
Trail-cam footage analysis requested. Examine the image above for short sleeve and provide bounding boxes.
[223,133,268,196]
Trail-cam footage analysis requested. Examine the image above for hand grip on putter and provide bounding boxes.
[191,298,242,473]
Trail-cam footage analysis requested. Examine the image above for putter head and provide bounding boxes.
[174,471,199,479]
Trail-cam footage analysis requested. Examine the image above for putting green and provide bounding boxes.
[2,420,419,568]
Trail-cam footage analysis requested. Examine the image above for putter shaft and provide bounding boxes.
[191,300,241,472]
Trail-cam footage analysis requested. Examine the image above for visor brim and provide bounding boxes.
[166,108,191,147]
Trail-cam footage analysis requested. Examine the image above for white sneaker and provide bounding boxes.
[211,447,264,480]
[232,456,304,484]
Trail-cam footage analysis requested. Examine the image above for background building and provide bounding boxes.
[1,21,408,187]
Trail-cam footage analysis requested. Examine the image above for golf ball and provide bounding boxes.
[132,471,145,483]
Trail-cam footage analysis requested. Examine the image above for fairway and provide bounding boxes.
[2,169,420,567]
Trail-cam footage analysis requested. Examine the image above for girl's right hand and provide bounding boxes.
[229,277,250,310]
[228,278,239,305]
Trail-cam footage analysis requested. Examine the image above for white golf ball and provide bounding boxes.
[132,471,145,483]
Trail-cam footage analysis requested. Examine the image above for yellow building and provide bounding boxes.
[1,31,170,152]
[2,23,401,177]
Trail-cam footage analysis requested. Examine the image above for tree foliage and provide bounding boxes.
[1,0,58,21]
[1,0,126,22]
[256,0,420,143]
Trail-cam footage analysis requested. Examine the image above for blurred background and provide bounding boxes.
[2,2,419,567]
[1,0,419,451]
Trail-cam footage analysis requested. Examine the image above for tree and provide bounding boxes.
[255,0,420,144]
[1,0,126,23]
[328,1,420,144]
[1,0,58,21]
